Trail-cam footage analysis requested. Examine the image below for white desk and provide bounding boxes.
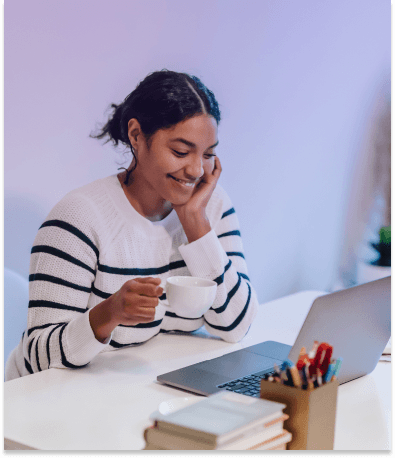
[4,291,391,450]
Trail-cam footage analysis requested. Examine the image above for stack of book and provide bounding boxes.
[143,391,292,450]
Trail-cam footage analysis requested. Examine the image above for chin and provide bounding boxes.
[168,193,192,206]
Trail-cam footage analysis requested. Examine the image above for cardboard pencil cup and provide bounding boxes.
[260,380,339,450]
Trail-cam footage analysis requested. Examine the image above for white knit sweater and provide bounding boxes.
[6,175,258,380]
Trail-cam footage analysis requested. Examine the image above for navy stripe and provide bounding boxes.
[218,230,241,239]
[91,285,166,301]
[164,311,203,321]
[28,322,67,337]
[24,358,33,374]
[109,331,161,348]
[29,273,91,293]
[29,300,87,314]
[212,273,242,314]
[91,284,111,299]
[98,260,186,276]
[214,260,232,286]
[226,251,245,259]
[35,336,42,372]
[205,282,251,332]
[40,220,99,259]
[239,272,250,282]
[28,338,34,360]
[118,319,163,329]
[31,245,95,275]
[159,329,200,334]
[58,324,89,369]
[46,323,63,367]
[221,207,235,219]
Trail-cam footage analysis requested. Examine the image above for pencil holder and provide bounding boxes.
[260,380,339,450]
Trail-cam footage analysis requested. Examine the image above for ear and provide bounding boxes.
[127,118,142,150]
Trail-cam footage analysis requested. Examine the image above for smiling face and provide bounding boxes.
[129,114,219,207]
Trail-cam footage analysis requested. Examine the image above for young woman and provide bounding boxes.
[5,70,259,381]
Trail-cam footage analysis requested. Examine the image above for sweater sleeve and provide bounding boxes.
[23,191,110,375]
[178,190,259,343]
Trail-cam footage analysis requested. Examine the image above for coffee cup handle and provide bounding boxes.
[158,282,170,308]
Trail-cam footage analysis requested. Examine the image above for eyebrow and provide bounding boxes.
[170,138,219,149]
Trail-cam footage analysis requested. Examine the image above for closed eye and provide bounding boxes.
[172,149,188,157]
[172,149,216,159]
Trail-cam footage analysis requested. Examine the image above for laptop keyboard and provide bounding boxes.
[217,368,276,397]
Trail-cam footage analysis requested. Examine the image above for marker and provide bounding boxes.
[332,357,343,379]
[296,353,310,371]
[283,359,302,388]
[311,343,333,376]
[323,362,335,383]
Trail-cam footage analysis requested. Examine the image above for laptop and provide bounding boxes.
[157,276,391,396]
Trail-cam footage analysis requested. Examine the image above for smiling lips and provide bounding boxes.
[168,175,197,188]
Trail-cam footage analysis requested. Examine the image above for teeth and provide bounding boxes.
[172,177,195,187]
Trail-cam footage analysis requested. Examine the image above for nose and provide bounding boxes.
[184,155,204,180]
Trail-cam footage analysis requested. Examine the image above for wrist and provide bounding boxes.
[181,212,211,243]
[89,297,119,343]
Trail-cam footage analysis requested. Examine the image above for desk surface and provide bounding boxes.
[4,291,391,451]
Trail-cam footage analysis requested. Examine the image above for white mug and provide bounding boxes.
[159,276,217,319]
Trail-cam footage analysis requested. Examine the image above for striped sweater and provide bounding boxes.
[6,175,258,380]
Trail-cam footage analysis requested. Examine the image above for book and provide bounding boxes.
[149,391,286,447]
[246,430,292,451]
[144,413,289,450]
[143,430,292,451]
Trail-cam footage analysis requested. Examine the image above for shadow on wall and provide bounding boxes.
[5,192,47,281]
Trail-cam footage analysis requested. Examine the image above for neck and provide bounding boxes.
[117,171,173,221]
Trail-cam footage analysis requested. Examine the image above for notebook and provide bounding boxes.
[157,276,390,396]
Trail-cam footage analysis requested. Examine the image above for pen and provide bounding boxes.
[273,363,282,378]
[280,368,289,385]
[289,365,302,388]
[309,340,319,359]
[285,368,294,386]
[297,346,306,360]
[316,368,323,386]
[306,370,314,390]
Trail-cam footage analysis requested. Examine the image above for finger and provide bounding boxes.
[126,280,162,297]
[134,277,162,285]
[213,156,222,177]
[135,296,160,308]
[136,306,157,319]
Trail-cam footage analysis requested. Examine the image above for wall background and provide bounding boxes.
[5,0,390,303]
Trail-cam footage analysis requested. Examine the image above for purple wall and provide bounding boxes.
[5,0,390,302]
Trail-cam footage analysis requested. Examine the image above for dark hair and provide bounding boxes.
[91,69,221,184]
